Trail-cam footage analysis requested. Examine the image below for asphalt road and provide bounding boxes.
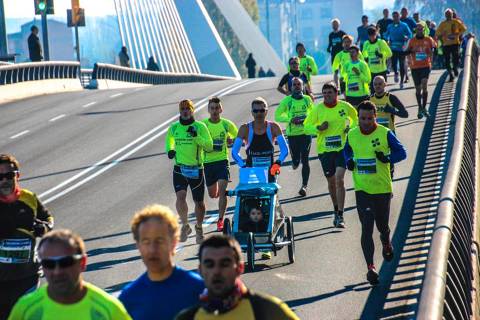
[0,70,448,319]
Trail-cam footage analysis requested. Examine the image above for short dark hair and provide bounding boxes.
[0,154,19,171]
[367,27,377,36]
[38,229,86,255]
[295,42,305,50]
[199,235,242,264]
[251,97,268,109]
[362,15,368,20]
[322,81,338,93]
[30,25,38,32]
[349,45,360,53]
[392,11,400,16]
[357,100,377,114]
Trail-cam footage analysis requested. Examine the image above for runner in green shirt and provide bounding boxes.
[304,82,357,228]
[332,35,365,96]
[296,42,318,85]
[362,26,392,91]
[202,97,238,232]
[343,45,371,108]
[165,100,213,243]
[275,77,314,196]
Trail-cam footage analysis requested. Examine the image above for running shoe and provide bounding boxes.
[382,242,394,261]
[292,163,299,170]
[453,68,459,77]
[417,111,424,119]
[394,73,399,83]
[449,74,454,82]
[404,76,409,83]
[180,224,192,242]
[399,82,404,90]
[333,213,345,228]
[261,252,272,260]
[423,110,431,118]
[367,264,380,285]
[298,185,307,197]
[217,219,224,232]
[195,224,204,244]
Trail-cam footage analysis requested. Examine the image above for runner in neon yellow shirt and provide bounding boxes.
[304,82,357,228]
[166,100,213,244]
[362,27,392,91]
[275,77,314,196]
[343,45,371,108]
[202,97,238,232]
[296,42,318,84]
[9,229,131,320]
[332,35,365,96]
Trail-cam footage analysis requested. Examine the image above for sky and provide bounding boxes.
[364,0,395,10]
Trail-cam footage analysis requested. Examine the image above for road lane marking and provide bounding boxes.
[82,102,97,108]
[49,114,66,122]
[110,93,124,98]
[10,130,29,139]
[40,80,258,204]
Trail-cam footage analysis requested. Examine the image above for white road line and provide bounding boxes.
[134,87,145,92]
[49,114,66,122]
[82,102,97,108]
[41,80,258,204]
[10,130,29,139]
[110,93,124,98]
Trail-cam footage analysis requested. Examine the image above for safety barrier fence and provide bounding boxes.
[417,39,479,319]
[0,61,80,85]
[91,62,234,85]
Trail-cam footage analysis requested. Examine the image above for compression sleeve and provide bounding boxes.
[343,138,353,162]
[276,134,289,164]
[231,137,245,167]
[389,94,408,118]
[387,131,407,164]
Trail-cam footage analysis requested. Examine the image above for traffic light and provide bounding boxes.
[34,0,54,15]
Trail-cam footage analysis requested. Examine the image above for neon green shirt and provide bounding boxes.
[362,39,392,74]
[347,125,392,194]
[165,120,213,166]
[202,118,238,163]
[343,60,371,97]
[304,100,358,154]
[299,55,318,83]
[8,282,132,320]
[332,50,365,79]
[275,95,313,136]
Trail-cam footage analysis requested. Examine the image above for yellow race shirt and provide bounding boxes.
[436,19,467,46]
[304,100,358,154]
[275,95,313,136]
[8,282,132,320]
[202,118,238,164]
[343,60,371,97]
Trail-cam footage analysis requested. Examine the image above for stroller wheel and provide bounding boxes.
[223,218,232,236]
[247,232,255,272]
[287,216,295,263]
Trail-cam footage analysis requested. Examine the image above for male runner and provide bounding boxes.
[344,101,406,285]
[407,23,436,118]
[296,42,318,85]
[343,45,371,107]
[275,77,314,196]
[304,82,357,228]
[332,35,365,96]
[362,26,392,90]
[377,8,393,40]
[386,11,412,89]
[165,100,213,244]
[202,97,238,231]
[327,19,346,64]
[278,56,313,100]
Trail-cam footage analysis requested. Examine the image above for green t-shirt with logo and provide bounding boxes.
[275,95,313,136]
[344,60,371,97]
[202,118,238,163]
[362,39,392,74]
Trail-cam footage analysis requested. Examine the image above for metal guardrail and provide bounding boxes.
[418,39,479,319]
[0,61,80,85]
[92,62,234,85]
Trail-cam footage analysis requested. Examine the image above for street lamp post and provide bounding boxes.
[0,0,8,57]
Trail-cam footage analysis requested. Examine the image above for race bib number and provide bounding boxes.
[180,165,200,179]
[356,158,377,174]
[348,83,360,92]
[415,52,427,61]
[325,135,342,149]
[447,34,456,40]
[0,239,32,264]
[213,138,224,152]
[252,156,272,167]
[377,118,389,127]
[370,57,381,64]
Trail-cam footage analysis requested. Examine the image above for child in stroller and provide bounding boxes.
[241,205,269,233]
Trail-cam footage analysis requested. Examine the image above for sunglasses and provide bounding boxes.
[0,171,16,180]
[40,254,83,269]
[290,62,299,66]
[252,109,266,113]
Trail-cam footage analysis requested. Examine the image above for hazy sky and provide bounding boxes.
[364,0,395,10]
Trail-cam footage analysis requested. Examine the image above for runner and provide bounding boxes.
[377,8,393,40]
[296,42,318,85]
[275,77,314,197]
[327,19,346,65]
[343,45,371,108]
[413,12,430,37]
[356,15,370,50]
[165,100,213,244]
[436,8,467,82]
[344,101,407,285]
[362,26,392,91]
[277,56,314,100]
[406,23,436,118]
[332,35,365,97]
[8,229,131,320]
[202,97,238,231]
[0,154,54,319]
[386,11,412,89]
[304,82,358,228]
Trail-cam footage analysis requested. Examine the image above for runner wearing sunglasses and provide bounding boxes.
[8,229,131,320]
[0,154,54,320]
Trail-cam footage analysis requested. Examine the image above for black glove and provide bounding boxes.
[187,125,197,137]
[375,50,383,58]
[383,105,397,115]
[33,221,48,237]
[346,159,355,171]
[167,150,176,159]
[375,151,390,164]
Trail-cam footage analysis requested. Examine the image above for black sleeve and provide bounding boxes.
[389,94,408,118]
[327,33,333,51]
[36,196,54,230]
[278,74,289,88]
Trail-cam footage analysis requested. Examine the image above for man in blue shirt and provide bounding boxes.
[119,204,204,320]
[356,15,370,51]
[386,11,412,89]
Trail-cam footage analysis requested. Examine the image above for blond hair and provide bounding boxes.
[131,204,179,241]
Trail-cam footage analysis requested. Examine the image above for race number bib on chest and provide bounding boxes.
[252,156,271,167]
[213,138,224,151]
[370,57,381,65]
[348,82,360,92]
[377,118,389,127]
[415,52,427,61]
[356,158,377,174]
[325,135,342,149]
[0,238,32,264]
[180,165,200,179]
